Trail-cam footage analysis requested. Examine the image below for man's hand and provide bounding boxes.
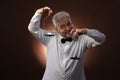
[36,6,53,28]
[70,28,87,38]
[36,6,53,17]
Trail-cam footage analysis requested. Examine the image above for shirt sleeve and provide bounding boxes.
[85,29,106,48]
[28,12,52,46]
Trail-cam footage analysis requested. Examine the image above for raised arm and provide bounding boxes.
[70,28,106,48]
[28,6,53,45]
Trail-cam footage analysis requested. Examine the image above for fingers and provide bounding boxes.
[48,9,53,16]
[70,29,81,38]
[42,6,53,16]
[37,6,53,15]
[70,29,76,35]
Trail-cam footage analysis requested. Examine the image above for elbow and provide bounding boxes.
[28,24,31,32]
[99,33,106,44]
[103,34,106,42]
[28,23,34,33]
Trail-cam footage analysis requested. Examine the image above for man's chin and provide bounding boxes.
[65,34,72,38]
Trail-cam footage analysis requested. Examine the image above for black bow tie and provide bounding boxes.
[61,37,73,43]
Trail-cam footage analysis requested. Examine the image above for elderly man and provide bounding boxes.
[28,6,106,80]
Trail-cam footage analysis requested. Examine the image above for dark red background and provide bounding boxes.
[1,0,120,80]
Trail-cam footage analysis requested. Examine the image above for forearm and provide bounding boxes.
[27,7,53,46]
[86,29,106,43]
[28,12,42,33]
[28,6,52,33]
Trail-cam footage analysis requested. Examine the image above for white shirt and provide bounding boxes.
[28,12,106,80]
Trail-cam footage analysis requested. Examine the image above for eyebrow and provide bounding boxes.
[60,21,71,26]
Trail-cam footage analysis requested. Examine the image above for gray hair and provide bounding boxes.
[52,11,72,27]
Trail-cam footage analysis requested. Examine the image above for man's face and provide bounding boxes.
[55,17,74,38]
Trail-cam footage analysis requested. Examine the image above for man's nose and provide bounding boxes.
[66,26,70,30]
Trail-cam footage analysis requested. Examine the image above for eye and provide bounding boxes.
[60,25,66,29]
[66,22,71,26]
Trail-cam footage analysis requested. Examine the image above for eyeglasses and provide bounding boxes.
[58,21,72,29]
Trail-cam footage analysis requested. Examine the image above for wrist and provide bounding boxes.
[82,28,87,34]
[36,8,44,14]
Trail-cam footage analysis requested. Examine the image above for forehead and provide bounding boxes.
[57,17,69,25]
